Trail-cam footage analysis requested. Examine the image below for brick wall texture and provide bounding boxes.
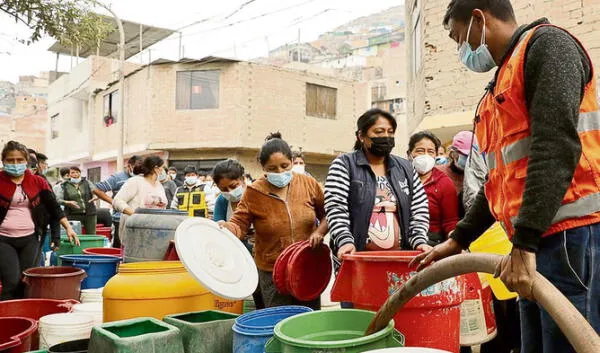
[407,0,600,130]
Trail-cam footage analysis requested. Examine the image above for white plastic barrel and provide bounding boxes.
[73,302,103,326]
[38,313,95,349]
[80,287,103,303]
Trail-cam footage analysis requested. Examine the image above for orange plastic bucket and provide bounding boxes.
[331,251,465,353]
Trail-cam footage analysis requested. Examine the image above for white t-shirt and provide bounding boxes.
[112,176,167,212]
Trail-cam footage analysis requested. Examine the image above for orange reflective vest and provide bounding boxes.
[476,24,600,238]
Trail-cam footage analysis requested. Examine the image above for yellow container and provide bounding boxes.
[469,223,518,300]
[103,261,243,322]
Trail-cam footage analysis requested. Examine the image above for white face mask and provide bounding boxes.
[412,155,436,175]
[292,165,305,174]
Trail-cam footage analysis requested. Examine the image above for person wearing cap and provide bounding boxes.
[437,131,473,196]
[171,165,208,218]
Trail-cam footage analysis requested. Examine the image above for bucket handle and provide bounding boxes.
[264,337,282,353]
[390,329,405,347]
[73,261,92,269]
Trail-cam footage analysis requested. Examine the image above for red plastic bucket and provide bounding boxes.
[0,317,38,353]
[285,242,332,301]
[95,227,112,241]
[83,247,122,259]
[331,251,466,353]
[162,240,180,261]
[23,267,87,301]
[0,299,77,349]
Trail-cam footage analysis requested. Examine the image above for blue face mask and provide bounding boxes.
[185,176,198,185]
[435,156,448,165]
[456,154,468,171]
[3,163,27,177]
[222,185,245,203]
[71,177,82,184]
[458,14,496,73]
[267,170,293,188]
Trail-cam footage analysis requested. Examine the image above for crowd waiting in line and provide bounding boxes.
[0,107,550,352]
[0,108,482,306]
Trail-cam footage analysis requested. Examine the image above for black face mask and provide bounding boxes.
[367,136,395,157]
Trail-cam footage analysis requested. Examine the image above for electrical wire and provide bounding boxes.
[162,0,318,43]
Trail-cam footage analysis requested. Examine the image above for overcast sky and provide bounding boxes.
[0,0,403,83]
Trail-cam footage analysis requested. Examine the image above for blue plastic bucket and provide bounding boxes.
[232,306,313,353]
[59,255,120,289]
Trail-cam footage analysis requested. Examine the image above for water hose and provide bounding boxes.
[365,253,600,353]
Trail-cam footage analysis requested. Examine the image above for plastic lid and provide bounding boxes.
[286,242,332,301]
[175,218,258,300]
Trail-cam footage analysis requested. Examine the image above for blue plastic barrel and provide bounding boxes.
[59,255,120,289]
[232,306,312,353]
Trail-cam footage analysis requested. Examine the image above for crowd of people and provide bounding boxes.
[1,0,599,351]
[0,109,474,303]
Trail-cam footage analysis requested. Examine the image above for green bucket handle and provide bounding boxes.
[391,329,405,347]
[264,336,282,353]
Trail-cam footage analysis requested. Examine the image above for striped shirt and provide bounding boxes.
[325,157,429,252]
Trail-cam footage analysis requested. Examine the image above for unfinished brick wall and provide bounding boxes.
[407,0,600,128]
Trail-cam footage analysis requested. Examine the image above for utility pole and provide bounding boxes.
[91,1,126,172]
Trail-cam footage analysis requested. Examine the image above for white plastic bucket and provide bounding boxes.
[365,348,452,352]
[38,313,95,349]
[80,287,103,303]
[72,302,103,326]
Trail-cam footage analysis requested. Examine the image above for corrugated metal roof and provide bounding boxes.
[48,14,175,60]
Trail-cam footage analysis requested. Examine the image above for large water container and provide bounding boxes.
[102,261,242,323]
[121,209,188,263]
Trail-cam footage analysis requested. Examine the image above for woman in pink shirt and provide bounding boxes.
[0,141,80,300]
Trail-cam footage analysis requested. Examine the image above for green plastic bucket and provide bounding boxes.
[88,317,184,353]
[56,236,106,265]
[163,310,238,353]
[264,309,404,353]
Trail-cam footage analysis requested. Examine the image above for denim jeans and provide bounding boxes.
[520,222,599,353]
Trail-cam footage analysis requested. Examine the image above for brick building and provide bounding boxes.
[47,56,369,182]
[0,74,49,152]
[406,0,600,143]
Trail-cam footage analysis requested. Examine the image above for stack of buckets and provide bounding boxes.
[0,228,121,351]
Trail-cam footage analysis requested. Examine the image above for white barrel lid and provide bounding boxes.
[175,217,259,300]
